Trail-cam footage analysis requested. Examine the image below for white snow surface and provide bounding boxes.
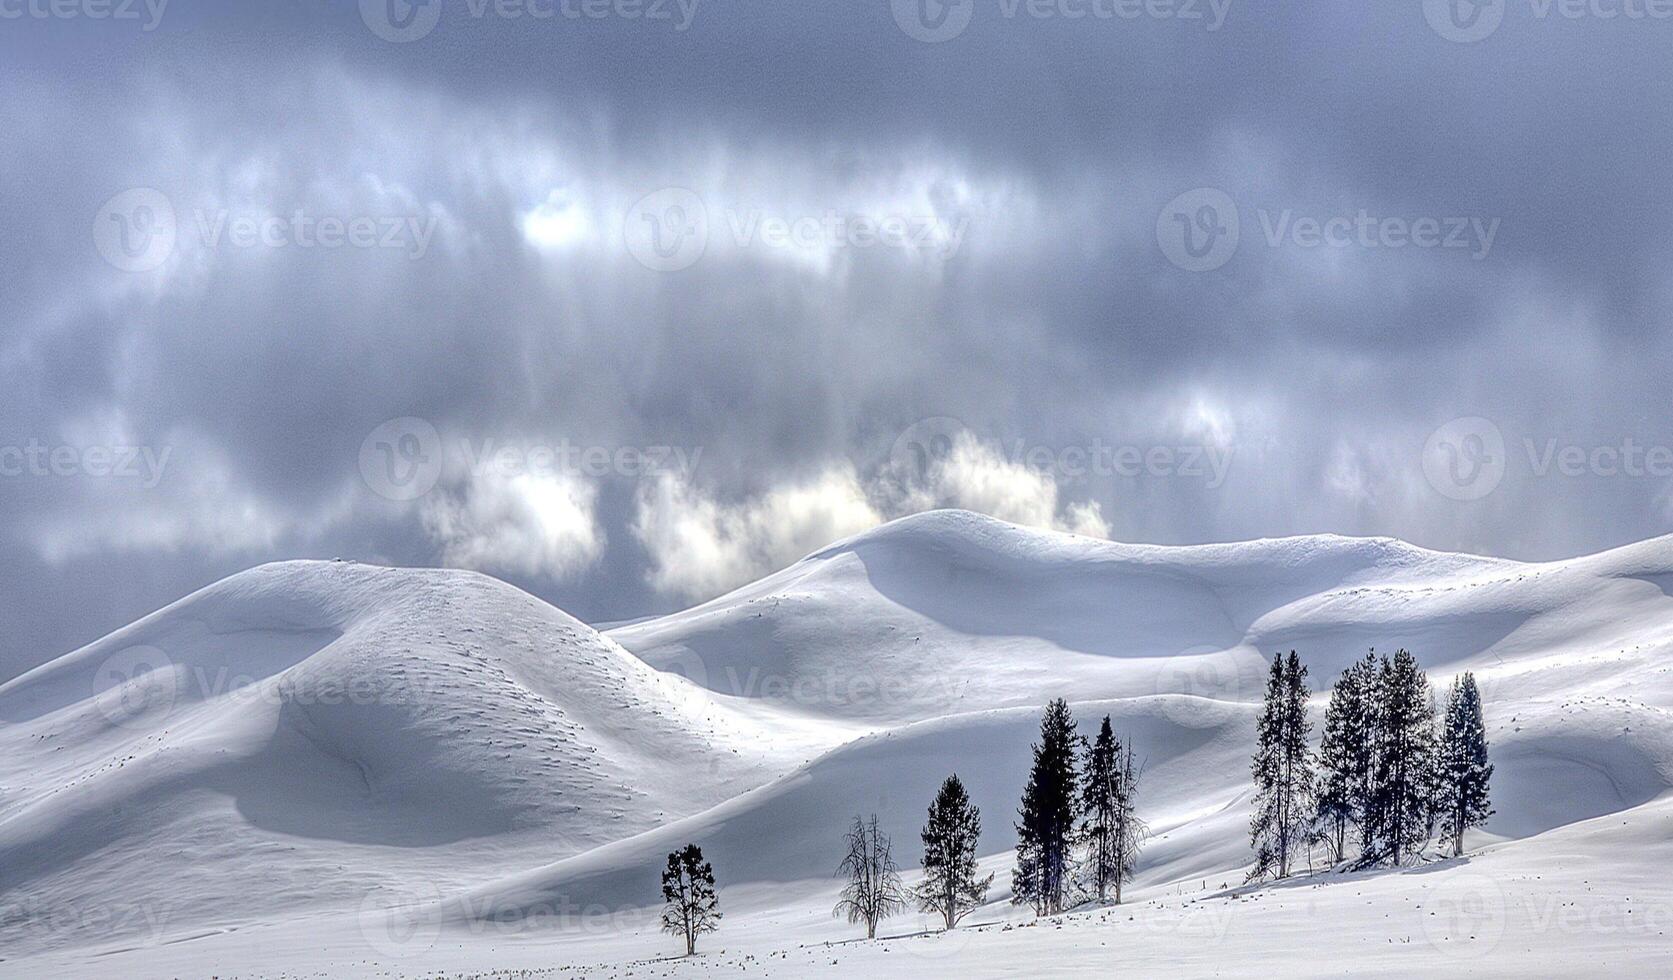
[4,510,1672,977]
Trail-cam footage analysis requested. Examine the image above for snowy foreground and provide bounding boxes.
[3,510,1672,977]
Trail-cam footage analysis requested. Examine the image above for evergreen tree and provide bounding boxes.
[917,775,993,930]
[1078,716,1121,902]
[1014,698,1080,915]
[1436,673,1493,857]
[1367,649,1437,866]
[1248,651,1313,880]
[1313,651,1378,863]
[1078,716,1145,904]
[834,814,908,939]
[660,843,721,956]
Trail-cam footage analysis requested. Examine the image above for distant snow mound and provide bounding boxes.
[609,510,1515,720]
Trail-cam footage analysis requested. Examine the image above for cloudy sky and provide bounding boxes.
[3,1,1672,678]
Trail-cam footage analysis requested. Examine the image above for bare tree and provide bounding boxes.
[833,814,908,939]
[660,843,721,955]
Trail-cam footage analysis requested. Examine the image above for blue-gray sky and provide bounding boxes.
[4,0,1672,678]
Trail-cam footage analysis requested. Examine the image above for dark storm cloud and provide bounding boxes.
[3,1,1672,677]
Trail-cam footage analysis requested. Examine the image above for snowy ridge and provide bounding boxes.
[0,561,777,958]
[5,512,1673,976]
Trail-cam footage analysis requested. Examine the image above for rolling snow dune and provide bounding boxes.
[0,560,776,958]
[5,510,1673,977]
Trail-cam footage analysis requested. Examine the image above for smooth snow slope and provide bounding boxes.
[0,560,778,959]
[5,511,1673,977]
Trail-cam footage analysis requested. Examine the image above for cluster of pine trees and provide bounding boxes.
[1013,701,1145,915]
[1249,649,1494,880]
[659,651,1488,954]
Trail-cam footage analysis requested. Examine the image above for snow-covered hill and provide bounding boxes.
[0,561,780,960]
[5,511,1673,977]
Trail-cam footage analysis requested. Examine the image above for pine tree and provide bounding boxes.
[1014,699,1080,915]
[1367,649,1437,866]
[834,814,908,939]
[660,843,721,956]
[1437,673,1493,857]
[1313,651,1378,863]
[1078,716,1121,903]
[1078,716,1144,904]
[1248,651,1313,880]
[917,774,993,930]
